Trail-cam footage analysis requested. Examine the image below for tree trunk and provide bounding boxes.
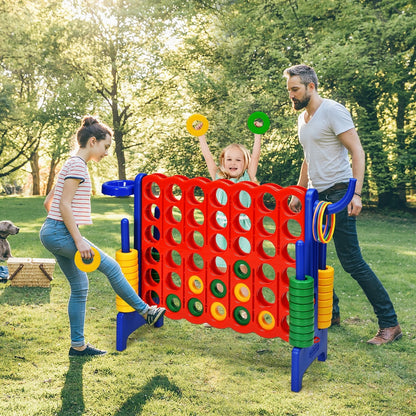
[395,89,410,208]
[30,151,41,195]
[45,157,60,195]
[114,128,126,180]
[355,91,399,209]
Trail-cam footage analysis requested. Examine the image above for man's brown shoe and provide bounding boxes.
[367,324,402,345]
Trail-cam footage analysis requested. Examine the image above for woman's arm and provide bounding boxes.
[43,185,56,213]
[60,178,94,259]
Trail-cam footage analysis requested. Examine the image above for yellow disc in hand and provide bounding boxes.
[186,114,209,136]
[74,247,101,272]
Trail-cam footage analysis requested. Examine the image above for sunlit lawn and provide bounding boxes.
[0,195,415,416]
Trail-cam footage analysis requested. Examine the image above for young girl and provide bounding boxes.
[40,116,165,357]
[196,120,263,269]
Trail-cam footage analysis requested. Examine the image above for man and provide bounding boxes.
[284,64,401,345]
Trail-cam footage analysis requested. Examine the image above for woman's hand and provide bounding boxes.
[76,240,95,259]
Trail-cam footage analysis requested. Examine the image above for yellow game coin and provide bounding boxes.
[74,247,101,272]
[186,114,209,136]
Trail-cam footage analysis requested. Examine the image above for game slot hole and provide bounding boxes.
[189,185,205,204]
[144,247,160,264]
[166,228,182,246]
[233,213,251,232]
[257,286,276,306]
[259,239,276,258]
[258,263,276,282]
[215,211,227,228]
[285,194,303,215]
[189,252,204,271]
[166,206,182,223]
[212,257,227,275]
[261,216,276,235]
[167,271,182,289]
[150,247,160,262]
[281,291,289,309]
[189,230,204,249]
[210,279,227,298]
[281,315,290,333]
[144,203,160,221]
[283,267,296,285]
[261,192,276,212]
[145,268,160,286]
[284,219,302,238]
[167,184,182,202]
[213,187,227,207]
[148,182,160,199]
[189,208,204,226]
[283,243,296,262]
[234,237,251,255]
[144,226,159,243]
[166,294,181,312]
[188,298,204,317]
[233,190,252,210]
[213,233,227,252]
[144,290,160,305]
[166,250,181,267]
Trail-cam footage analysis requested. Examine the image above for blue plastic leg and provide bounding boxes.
[116,311,165,351]
[116,311,146,351]
[291,329,328,392]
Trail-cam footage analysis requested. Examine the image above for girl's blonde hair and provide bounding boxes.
[218,143,251,180]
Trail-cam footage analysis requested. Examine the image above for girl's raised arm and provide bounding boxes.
[198,133,218,180]
[247,121,263,181]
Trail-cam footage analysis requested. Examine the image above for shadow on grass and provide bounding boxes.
[58,359,181,416]
[57,356,93,416]
[114,375,182,416]
[0,285,51,305]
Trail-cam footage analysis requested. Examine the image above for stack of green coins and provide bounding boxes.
[289,275,315,348]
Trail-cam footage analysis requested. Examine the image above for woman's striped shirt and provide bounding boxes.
[47,156,92,225]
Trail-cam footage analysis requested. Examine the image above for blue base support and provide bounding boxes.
[116,311,165,351]
[116,311,146,351]
[291,328,328,392]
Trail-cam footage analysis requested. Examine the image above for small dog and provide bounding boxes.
[0,220,20,261]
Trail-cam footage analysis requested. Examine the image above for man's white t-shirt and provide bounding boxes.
[298,98,355,193]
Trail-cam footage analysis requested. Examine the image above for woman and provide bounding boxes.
[40,115,165,356]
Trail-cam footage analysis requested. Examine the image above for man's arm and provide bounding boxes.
[338,128,365,216]
[289,159,308,212]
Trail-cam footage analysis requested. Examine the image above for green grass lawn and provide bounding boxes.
[0,195,415,416]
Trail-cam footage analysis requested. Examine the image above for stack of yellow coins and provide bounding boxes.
[317,266,334,329]
[115,249,139,313]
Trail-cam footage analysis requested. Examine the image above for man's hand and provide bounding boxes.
[289,196,302,213]
[348,194,362,216]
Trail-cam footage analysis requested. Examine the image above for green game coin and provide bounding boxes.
[188,298,204,317]
[247,112,270,134]
[233,306,251,325]
[166,294,181,312]
[211,279,227,298]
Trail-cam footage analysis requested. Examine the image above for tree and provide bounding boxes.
[296,0,416,207]
[43,0,188,180]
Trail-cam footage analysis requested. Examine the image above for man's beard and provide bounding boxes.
[292,94,311,110]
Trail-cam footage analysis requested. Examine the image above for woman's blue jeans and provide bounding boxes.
[40,218,149,347]
[320,189,398,328]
